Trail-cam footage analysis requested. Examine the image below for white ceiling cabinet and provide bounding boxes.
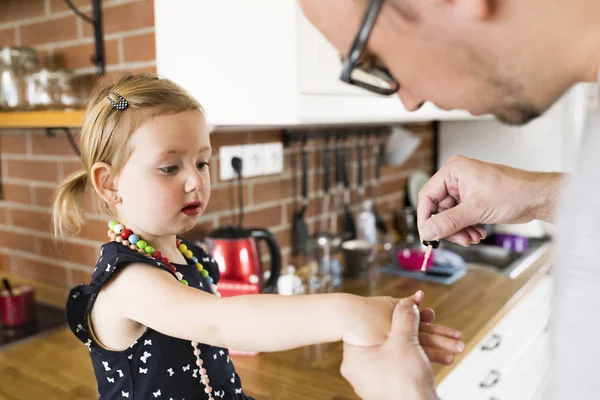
[154,0,480,128]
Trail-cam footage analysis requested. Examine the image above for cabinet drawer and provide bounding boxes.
[437,276,552,400]
[485,330,550,400]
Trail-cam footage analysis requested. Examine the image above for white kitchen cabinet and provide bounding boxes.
[436,275,552,400]
[154,0,480,128]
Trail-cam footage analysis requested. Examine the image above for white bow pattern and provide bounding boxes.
[182,364,190,371]
[102,361,111,371]
[139,368,148,374]
[121,391,129,398]
[117,369,124,377]
[140,351,152,363]
[152,389,161,397]
[167,368,174,377]
[144,339,152,346]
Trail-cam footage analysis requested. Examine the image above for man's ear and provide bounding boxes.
[452,0,492,21]
[91,162,120,205]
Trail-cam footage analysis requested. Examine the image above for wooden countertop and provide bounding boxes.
[0,245,553,400]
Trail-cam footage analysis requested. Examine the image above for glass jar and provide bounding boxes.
[31,68,82,110]
[0,46,41,110]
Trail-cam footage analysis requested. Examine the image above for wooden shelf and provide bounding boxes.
[0,110,84,129]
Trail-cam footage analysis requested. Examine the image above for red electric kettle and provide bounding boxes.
[205,226,281,297]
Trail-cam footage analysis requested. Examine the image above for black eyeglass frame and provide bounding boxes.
[339,0,400,96]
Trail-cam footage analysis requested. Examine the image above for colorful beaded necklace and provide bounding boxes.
[107,219,219,400]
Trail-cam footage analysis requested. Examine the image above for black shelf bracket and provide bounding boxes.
[283,126,389,147]
[65,0,105,75]
[46,128,81,157]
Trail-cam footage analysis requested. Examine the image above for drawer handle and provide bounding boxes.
[481,333,502,351]
[480,369,501,388]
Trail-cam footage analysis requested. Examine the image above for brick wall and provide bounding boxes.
[0,0,436,289]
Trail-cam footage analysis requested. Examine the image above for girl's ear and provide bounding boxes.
[91,162,121,204]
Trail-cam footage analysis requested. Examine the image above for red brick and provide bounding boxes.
[223,205,282,229]
[2,183,31,204]
[252,178,293,205]
[12,255,69,287]
[79,218,112,242]
[83,1,154,37]
[61,160,84,180]
[11,209,52,232]
[0,209,6,225]
[378,177,408,198]
[49,0,88,13]
[0,134,27,154]
[39,238,99,266]
[285,197,321,221]
[31,132,76,156]
[123,33,155,62]
[71,268,93,285]
[272,227,291,250]
[0,253,9,271]
[54,39,120,70]
[204,184,250,215]
[6,159,59,182]
[0,228,37,252]
[179,220,215,242]
[20,15,78,46]
[0,0,45,23]
[0,27,16,46]
[33,186,57,208]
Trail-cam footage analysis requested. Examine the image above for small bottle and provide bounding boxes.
[277,265,304,295]
[357,200,377,261]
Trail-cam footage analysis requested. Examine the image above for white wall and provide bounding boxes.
[438,84,591,173]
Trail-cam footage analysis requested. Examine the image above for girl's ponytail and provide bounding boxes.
[52,169,89,239]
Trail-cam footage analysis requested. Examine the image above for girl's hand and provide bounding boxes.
[342,291,464,365]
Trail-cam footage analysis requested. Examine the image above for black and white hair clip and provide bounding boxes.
[107,91,128,110]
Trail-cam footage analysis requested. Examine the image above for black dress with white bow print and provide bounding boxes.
[66,239,254,400]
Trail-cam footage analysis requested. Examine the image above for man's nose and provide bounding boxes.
[397,91,425,112]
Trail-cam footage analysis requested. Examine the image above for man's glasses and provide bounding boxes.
[339,0,400,96]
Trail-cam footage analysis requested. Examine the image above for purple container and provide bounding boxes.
[494,234,528,253]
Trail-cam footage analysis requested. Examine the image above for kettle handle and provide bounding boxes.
[250,228,282,293]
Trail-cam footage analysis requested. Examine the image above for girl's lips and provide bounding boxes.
[182,206,201,216]
[181,201,202,216]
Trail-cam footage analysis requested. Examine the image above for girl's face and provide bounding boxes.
[114,111,212,239]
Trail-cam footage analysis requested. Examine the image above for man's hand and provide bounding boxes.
[341,293,439,400]
[417,155,562,246]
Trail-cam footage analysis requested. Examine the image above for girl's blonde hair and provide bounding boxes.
[52,73,203,239]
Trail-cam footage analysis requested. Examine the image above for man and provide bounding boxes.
[299,0,600,399]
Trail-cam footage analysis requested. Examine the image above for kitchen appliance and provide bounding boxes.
[206,227,282,297]
[204,155,281,297]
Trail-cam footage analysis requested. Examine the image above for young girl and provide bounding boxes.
[54,73,463,400]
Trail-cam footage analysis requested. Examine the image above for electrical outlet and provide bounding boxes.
[242,144,266,177]
[219,145,244,181]
[263,142,284,175]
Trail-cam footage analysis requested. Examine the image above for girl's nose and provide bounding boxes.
[184,169,206,193]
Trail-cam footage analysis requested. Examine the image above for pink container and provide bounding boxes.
[397,248,434,271]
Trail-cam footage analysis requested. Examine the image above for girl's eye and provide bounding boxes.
[197,161,210,170]
[160,165,179,174]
